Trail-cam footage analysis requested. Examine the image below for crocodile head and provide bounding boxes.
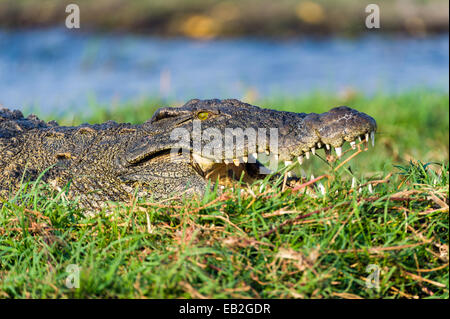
[0,99,377,208]
[121,99,376,189]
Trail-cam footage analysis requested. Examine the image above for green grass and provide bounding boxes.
[0,90,448,298]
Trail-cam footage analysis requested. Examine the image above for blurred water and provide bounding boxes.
[0,28,448,112]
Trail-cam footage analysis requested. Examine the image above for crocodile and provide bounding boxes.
[0,99,376,209]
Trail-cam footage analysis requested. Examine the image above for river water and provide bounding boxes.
[0,28,448,112]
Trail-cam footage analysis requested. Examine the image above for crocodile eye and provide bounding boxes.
[197,112,209,121]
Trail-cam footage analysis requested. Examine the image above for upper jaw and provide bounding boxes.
[192,105,377,164]
[124,104,376,176]
[308,106,377,147]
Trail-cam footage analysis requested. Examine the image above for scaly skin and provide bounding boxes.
[0,99,376,209]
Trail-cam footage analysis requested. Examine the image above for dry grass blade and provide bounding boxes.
[415,263,449,273]
[331,292,364,299]
[178,281,207,299]
[333,148,363,171]
[291,175,329,192]
[348,172,393,194]
[326,242,428,255]
[262,204,335,238]
[401,271,447,288]
[276,246,320,271]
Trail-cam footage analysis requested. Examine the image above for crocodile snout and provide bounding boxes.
[276,105,377,163]
[310,106,377,148]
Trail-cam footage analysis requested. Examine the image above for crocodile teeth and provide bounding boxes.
[311,147,316,155]
[358,136,362,142]
[233,159,240,166]
[317,142,322,148]
[224,159,231,164]
[284,160,293,167]
[297,155,303,165]
[305,151,310,159]
[350,141,356,149]
[265,150,270,155]
[251,153,258,159]
[370,131,375,147]
[335,147,342,158]
[242,156,248,163]
[326,144,330,150]
[365,133,369,143]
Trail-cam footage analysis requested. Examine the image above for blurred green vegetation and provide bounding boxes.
[1,0,448,37]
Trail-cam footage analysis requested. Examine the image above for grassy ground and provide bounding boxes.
[0,90,448,298]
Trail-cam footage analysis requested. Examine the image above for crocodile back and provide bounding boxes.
[0,108,56,138]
